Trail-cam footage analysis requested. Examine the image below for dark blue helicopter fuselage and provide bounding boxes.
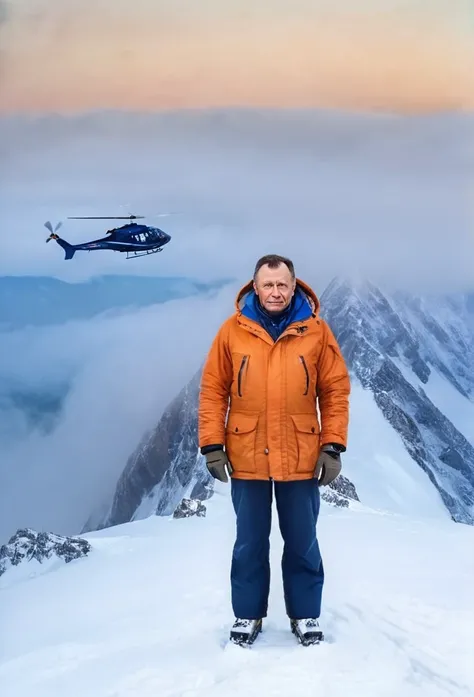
[49,222,172,259]
[81,223,171,251]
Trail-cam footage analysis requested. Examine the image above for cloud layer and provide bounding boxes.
[0,283,238,539]
[1,109,473,293]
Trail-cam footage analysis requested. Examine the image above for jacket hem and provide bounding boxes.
[231,472,316,481]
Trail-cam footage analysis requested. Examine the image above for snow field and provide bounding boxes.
[1,484,474,697]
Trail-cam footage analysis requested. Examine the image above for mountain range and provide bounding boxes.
[88,276,474,532]
[0,274,229,330]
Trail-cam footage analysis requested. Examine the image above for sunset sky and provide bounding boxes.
[1,0,473,113]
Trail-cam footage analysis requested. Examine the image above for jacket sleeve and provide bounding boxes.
[198,319,233,449]
[316,320,350,449]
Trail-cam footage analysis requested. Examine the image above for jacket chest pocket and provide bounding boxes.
[232,353,250,397]
[299,355,310,395]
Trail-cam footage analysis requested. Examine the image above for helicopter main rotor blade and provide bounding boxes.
[150,212,180,218]
[67,215,145,220]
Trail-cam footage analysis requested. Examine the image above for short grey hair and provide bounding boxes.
[253,254,295,282]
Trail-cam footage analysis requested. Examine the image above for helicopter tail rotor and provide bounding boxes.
[44,221,63,241]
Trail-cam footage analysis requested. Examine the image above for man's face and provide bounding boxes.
[253,263,296,314]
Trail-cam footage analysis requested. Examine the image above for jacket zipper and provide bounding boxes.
[299,355,309,395]
[238,355,248,396]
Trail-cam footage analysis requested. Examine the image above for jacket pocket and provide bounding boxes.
[225,411,259,473]
[237,355,248,397]
[299,355,309,395]
[290,414,320,473]
[231,353,249,398]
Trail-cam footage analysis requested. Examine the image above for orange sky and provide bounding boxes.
[1,1,473,113]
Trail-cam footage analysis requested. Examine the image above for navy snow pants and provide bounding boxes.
[230,477,324,620]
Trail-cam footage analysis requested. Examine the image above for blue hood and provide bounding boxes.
[241,287,312,341]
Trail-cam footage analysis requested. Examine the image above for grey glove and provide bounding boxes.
[204,448,233,483]
[314,444,343,486]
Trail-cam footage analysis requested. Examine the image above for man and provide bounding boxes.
[198,254,350,647]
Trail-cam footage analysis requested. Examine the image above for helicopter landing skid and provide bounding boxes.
[126,248,163,259]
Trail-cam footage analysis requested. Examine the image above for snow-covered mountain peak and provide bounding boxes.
[318,274,371,309]
[321,276,428,385]
[321,275,410,337]
[317,276,474,524]
[322,276,474,396]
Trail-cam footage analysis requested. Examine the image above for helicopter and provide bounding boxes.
[45,215,172,260]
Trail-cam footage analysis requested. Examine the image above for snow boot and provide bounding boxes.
[290,618,324,646]
[229,618,262,646]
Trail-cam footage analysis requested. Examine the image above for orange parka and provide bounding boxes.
[198,278,350,481]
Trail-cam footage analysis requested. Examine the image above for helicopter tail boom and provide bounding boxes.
[46,233,76,260]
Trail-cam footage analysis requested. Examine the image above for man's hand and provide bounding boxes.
[314,443,343,486]
[204,448,233,483]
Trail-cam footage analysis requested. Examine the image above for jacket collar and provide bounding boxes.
[235,277,320,315]
[234,277,320,344]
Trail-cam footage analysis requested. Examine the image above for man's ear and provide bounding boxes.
[253,281,258,294]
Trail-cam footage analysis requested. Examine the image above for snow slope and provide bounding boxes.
[1,487,473,697]
[343,382,449,520]
[393,358,474,447]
